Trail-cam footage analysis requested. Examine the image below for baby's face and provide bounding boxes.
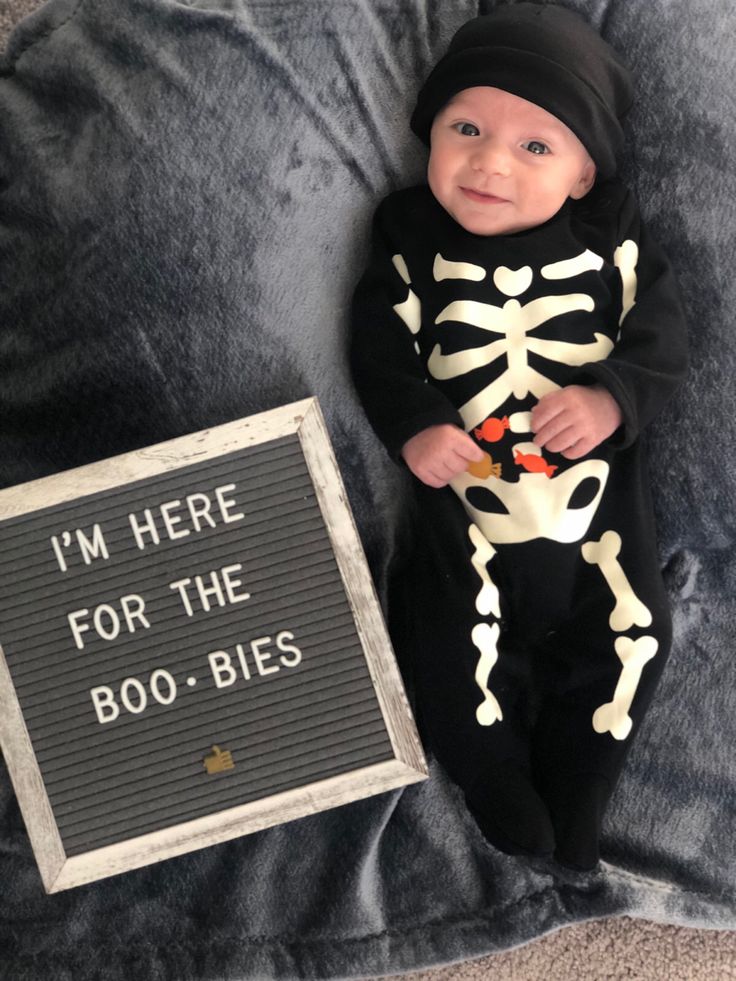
[427,87,596,236]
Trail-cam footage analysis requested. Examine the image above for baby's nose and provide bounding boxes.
[470,139,512,176]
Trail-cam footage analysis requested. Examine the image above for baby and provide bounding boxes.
[350,2,688,869]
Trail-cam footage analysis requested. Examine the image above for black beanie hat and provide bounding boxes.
[410,2,634,178]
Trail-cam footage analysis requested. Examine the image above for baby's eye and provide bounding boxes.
[454,122,480,137]
[523,140,550,155]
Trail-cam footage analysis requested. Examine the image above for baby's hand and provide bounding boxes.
[401,424,485,488]
[531,384,623,460]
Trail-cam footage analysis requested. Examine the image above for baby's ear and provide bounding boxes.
[569,159,597,200]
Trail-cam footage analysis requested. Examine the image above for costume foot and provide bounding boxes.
[548,773,610,871]
[466,761,555,858]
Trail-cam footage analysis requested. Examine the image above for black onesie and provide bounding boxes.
[350,179,687,869]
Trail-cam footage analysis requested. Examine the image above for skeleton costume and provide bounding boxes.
[350,5,688,869]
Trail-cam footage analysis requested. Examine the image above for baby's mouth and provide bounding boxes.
[461,187,509,205]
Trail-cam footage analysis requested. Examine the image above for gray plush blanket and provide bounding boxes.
[1,1,734,978]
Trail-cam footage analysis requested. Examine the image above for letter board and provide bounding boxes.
[0,398,427,892]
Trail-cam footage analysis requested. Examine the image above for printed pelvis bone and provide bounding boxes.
[593,635,658,740]
[452,456,610,545]
[582,530,653,632]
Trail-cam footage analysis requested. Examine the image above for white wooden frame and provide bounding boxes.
[0,398,427,893]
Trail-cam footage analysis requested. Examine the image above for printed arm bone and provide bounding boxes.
[392,254,412,284]
[613,240,639,325]
[393,289,422,334]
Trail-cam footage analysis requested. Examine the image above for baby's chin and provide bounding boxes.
[441,197,564,237]
[446,206,536,237]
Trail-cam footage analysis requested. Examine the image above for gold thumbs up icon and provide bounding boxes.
[203,745,235,774]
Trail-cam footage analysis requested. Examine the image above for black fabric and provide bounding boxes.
[351,181,687,452]
[351,179,687,870]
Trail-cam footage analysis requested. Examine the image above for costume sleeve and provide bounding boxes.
[578,189,688,449]
[350,197,464,460]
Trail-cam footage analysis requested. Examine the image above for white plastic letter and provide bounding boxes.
[120,594,151,634]
[208,651,237,688]
[169,577,194,616]
[121,677,147,714]
[221,564,251,605]
[90,686,119,724]
[186,493,216,531]
[76,524,110,565]
[215,484,245,524]
[251,637,280,676]
[277,630,302,667]
[68,609,91,650]
[160,500,190,540]
[129,509,160,549]
[150,669,177,706]
[93,604,120,642]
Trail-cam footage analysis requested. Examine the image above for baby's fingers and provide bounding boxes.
[530,391,565,432]
[446,428,485,462]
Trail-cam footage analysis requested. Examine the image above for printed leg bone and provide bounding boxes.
[593,635,658,740]
[582,530,653,632]
[472,622,503,726]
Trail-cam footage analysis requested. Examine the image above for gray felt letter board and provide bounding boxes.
[0,398,427,892]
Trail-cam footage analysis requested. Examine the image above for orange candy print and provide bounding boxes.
[466,452,502,479]
[473,416,510,443]
[513,450,558,478]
